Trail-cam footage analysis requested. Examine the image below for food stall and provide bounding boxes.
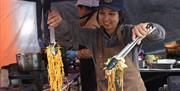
[0,0,180,91]
[0,0,80,91]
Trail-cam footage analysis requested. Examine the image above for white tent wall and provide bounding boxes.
[14,1,40,53]
[0,0,40,67]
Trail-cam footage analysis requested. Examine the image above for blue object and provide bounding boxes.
[66,50,77,59]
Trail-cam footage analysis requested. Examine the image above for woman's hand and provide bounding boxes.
[132,23,151,44]
[48,9,62,28]
[132,23,150,40]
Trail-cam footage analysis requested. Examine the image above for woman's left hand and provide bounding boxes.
[132,23,150,42]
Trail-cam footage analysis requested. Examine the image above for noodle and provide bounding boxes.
[46,45,64,91]
[105,58,127,91]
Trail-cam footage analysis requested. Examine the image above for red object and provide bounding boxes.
[0,0,17,68]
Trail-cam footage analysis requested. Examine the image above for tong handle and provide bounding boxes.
[115,37,141,59]
[49,27,57,55]
[49,27,56,44]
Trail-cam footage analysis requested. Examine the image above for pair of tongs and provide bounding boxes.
[106,23,156,70]
[49,27,57,55]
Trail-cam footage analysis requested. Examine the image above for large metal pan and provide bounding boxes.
[16,53,41,72]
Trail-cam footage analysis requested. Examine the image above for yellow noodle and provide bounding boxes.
[105,58,127,91]
[46,46,64,91]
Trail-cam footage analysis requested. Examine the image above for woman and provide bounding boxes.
[56,0,165,91]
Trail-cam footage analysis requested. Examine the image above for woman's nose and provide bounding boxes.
[102,14,109,22]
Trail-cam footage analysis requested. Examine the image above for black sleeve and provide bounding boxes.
[56,19,97,49]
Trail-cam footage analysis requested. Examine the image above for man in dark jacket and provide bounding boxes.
[48,0,99,91]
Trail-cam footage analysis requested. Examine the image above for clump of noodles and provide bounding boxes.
[105,58,127,91]
[46,45,64,91]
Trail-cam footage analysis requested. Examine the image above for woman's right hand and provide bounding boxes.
[132,23,150,40]
[47,9,62,28]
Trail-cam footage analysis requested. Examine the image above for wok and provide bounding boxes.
[164,40,180,57]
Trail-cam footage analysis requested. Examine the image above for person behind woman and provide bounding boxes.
[48,0,99,91]
[53,0,166,91]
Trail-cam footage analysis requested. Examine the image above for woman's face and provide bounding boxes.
[98,7,119,35]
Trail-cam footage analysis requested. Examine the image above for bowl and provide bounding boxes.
[150,59,176,69]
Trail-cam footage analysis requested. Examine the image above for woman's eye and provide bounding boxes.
[99,12,105,15]
[109,12,116,16]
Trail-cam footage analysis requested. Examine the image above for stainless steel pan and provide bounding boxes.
[16,53,40,72]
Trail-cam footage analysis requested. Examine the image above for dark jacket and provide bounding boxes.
[58,23,165,63]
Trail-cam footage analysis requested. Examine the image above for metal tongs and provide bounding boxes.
[49,27,57,55]
[106,23,156,70]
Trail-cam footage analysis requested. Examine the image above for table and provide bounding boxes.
[140,68,180,91]
[140,68,180,72]
[62,73,80,91]
[43,73,80,91]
